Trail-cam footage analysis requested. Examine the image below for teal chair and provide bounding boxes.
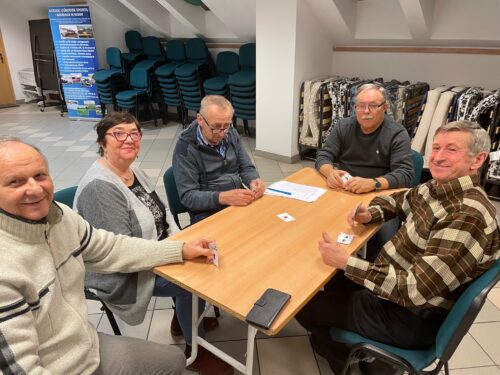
[329,258,500,375]
[53,186,122,336]
[163,167,188,230]
[411,150,424,188]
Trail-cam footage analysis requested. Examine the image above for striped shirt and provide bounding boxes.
[345,174,499,312]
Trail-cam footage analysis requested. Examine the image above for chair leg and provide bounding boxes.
[161,103,167,125]
[243,119,250,136]
[102,303,121,335]
[150,101,158,127]
[444,362,449,375]
[214,306,221,318]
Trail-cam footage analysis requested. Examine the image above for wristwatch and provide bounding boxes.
[373,178,381,191]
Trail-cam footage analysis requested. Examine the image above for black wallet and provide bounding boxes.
[245,288,291,329]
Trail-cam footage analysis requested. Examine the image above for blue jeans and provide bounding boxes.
[153,276,205,345]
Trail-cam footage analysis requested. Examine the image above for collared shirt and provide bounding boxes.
[345,174,499,312]
[196,125,228,158]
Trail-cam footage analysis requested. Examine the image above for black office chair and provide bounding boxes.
[329,258,500,375]
[54,186,122,335]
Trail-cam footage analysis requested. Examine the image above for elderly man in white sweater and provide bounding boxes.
[0,136,214,375]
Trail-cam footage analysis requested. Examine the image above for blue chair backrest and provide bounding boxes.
[130,68,149,90]
[185,38,209,64]
[216,51,239,76]
[239,43,255,71]
[106,47,123,72]
[54,186,78,207]
[436,258,500,359]
[411,150,423,188]
[163,167,187,216]
[166,39,186,63]
[125,30,142,53]
[142,36,163,59]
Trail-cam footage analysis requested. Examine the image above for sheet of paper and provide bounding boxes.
[265,181,326,203]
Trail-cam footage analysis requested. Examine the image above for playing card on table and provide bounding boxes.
[341,173,353,183]
[209,242,219,267]
[337,232,354,245]
[277,212,295,222]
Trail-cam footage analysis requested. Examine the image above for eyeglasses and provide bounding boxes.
[105,130,142,142]
[200,113,232,134]
[354,102,386,112]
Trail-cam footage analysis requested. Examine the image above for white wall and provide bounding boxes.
[332,51,500,90]
[256,0,298,159]
[256,0,333,161]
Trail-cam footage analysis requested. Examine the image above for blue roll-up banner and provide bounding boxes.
[48,6,102,120]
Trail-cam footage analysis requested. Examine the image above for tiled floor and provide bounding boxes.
[1,104,499,375]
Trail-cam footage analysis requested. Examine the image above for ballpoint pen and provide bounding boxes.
[241,181,256,193]
[267,187,292,196]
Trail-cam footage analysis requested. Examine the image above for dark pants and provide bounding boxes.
[365,218,400,262]
[295,272,446,373]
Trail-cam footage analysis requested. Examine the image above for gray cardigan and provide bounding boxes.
[74,161,177,325]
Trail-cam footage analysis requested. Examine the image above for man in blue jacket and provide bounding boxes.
[173,95,265,224]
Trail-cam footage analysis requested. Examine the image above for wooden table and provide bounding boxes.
[154,167,387,374]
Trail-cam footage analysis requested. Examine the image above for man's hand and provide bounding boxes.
[344,177,375,194]
[250,178,266,198]
[318,232,349,270]
[219,189,255,206]
[182,237,214,262]
[347,203,372,227]
[326,169,348,189]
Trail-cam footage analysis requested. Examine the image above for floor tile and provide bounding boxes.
[469,322,500,364]
[88,313,102,328]
[475,299,500,323]
[66,145,90,152]
[257,336,320,375]
[488,288,500,310]
[148,308,185,345]
[98,310,153,340]
[449,366,500,374]
[448,333,494,369]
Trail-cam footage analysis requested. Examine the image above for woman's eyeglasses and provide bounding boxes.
[106,130,142,142]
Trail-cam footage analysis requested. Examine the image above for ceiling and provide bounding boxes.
[5,0,500,46]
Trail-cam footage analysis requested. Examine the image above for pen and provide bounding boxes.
[241,181,256,193]
[268,187,292,196]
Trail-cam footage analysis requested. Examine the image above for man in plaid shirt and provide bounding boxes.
[297,121,499,374]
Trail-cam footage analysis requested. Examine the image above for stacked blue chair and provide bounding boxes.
[115,68,157,127]
[203,51,239,97]
[175,38,214,121]
[155,39,187,124]
[93,47,128,115]
[228,43,255,136]
[122,30,144,69]
[133,36,165,72]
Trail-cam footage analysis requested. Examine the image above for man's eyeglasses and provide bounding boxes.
[200,113,232,134]
[106,130,142,142]
[354,102,386,112]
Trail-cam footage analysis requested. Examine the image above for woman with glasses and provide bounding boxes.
[74,112,233,375]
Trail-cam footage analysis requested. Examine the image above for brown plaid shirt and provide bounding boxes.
[345,174,499,312]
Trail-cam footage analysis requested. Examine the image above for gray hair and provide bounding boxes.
[199,95,234,117]
[434,121,491,156]
[0,136,49,167]
[356,83,388,103]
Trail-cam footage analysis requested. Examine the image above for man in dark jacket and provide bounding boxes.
[173,95,265,224]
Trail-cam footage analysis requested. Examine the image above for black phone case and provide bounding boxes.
[245,288,291,329]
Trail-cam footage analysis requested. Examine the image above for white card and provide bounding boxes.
[209,243,219,267]
[337,232,354,245]
[341,173,353,183]
[277,212,295,222]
